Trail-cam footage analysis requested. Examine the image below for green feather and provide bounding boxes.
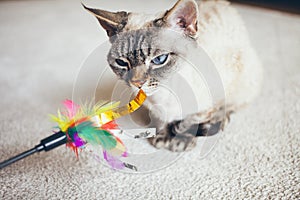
[75,121,117,150]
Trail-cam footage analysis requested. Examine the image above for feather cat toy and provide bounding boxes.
[0,90,149,171]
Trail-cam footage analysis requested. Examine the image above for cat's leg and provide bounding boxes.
[148,106,234,152]
[173,106,234,136]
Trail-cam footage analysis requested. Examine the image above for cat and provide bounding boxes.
[83,0,263,152]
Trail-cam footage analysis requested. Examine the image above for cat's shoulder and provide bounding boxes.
[197,0,246,45]
[198,0,240,22]
[199,0,231,10]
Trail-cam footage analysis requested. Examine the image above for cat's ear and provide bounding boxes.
[82,4,128,37]
[164,0,198,37]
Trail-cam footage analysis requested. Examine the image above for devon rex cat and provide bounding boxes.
[83,0,263,152]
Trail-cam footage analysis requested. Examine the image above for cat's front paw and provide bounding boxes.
[148,129,197,152]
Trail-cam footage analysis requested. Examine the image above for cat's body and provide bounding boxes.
[84,0,262,151]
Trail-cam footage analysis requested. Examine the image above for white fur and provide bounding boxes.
[196,0,263,107]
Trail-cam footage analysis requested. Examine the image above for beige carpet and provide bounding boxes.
[0,0,299,199]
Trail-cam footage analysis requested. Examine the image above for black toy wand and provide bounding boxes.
[0,131,66,170]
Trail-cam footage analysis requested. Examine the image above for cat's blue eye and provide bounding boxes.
[116,59,129,67]
[151,54,169,65]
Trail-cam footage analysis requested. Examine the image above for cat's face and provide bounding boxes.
[107,29,181,94]
[83,0,199,95]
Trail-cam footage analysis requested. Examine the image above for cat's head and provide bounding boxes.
[83,0,199,95]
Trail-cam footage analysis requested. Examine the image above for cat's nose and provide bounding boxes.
[131,80,146,88]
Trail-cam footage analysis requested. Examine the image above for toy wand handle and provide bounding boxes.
[0,131,67,170]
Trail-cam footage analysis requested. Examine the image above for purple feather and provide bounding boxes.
[73,133,85,147]
[103,151,125,169]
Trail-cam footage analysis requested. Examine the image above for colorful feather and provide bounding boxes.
[50,90,147,170]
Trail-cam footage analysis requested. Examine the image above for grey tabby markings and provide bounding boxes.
[108,29,179,87]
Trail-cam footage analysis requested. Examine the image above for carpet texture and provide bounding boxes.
[0,0,299,199]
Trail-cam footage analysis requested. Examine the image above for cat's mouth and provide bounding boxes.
[130,78,160,96]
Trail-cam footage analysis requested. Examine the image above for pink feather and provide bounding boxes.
[63,99,80,119]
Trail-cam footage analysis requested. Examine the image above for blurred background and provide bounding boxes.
[232,0,300,14]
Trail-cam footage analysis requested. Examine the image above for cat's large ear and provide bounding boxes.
[163,0,198,37]
[82,4,128,37]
